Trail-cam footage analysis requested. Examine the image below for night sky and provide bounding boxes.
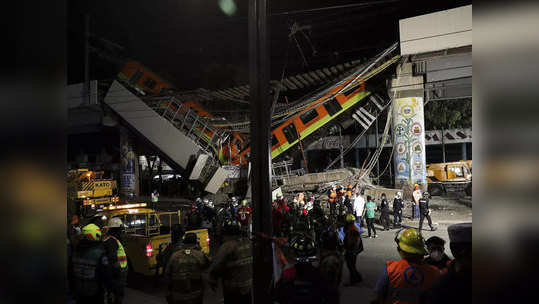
[68,0,471,90]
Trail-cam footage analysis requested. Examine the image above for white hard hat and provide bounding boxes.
[105,217,123,228]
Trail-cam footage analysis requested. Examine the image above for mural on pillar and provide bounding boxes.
[393,97,427,188]
[120,129,136,197]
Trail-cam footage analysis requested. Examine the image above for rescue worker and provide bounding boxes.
[412,184,422,219]
[71,224,111,304]
[274,234,337,304]
[379,193,391,230]
[418,192,436,232]
[392,192,404,227]
[365,196,377,238]
[343,214,363,286]
[165,232,210,304]
[236,199,252,234]
[102,218,128,304]
[424,236,452,274]
[157,224,186,275]
[328,186,338,218]
[420,223,472,304]
[209,219,253,304]
[372,228,440,304]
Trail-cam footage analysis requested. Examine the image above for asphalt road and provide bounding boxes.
[124,197,471,304]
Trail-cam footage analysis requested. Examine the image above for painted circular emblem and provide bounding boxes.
[412,141,423,155]
[410,122,422,137]
[397,142,406,155]
[413,160,423,172]
[395,124,407,137]
[403,265,425,287]
[400,105,415,118]
[397,161,407,173]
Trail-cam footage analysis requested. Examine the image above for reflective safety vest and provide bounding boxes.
[385,259,440,304]
[329,191,337,203]
[72,244,106,297]
[104,235,128,270]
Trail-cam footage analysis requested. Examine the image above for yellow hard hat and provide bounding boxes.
[395,228,427,255]
[346,214,356,222]
[82,224,102,241]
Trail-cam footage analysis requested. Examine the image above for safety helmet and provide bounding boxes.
[291,234,316,260]
[82,224,102,241]
[394,228,427,255]
[104,217,123,228]
[414,184,420,189]
[395,192,402,199]
[196,197,202,203]
[276,193,282,198]
[241,199,248,206]
[423,191,430,198]
[208,201,214,208]
[223,219,241,234]
[203,198,209,205]
[231,196,238,202]
[345,213,356,222]
[348,184,354,189]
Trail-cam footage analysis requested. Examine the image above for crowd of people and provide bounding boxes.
[67,183,471,304]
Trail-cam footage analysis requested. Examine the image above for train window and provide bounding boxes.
[271,134,278,147]
[143,77,157,89]
[129,70,143,84]
[323,98,343,116]
[282,123,299,144]
[300,109,318,125]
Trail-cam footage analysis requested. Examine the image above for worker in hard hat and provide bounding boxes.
[343,214,363,286]
[372,228,440,304]
[103,218,128,304]
[71,224,111,304]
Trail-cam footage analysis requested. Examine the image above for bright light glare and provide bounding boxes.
[219,0,237,16]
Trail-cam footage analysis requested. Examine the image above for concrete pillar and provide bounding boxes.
[389,59,427,193]
[119,126,139,200]
[461,142,467,160]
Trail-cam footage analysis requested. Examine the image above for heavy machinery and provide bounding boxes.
[426,161,472,196]
[68,169,119,216]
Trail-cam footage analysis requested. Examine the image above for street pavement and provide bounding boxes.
[124,197,471,303]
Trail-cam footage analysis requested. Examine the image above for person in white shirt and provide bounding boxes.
[412,184,422,219]
[353,189,366,227]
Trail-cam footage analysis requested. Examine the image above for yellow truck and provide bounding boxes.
[426,161,472,196]
[92,204,209,276]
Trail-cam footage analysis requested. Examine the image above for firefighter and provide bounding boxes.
[165,232,210,304]
[236,199,252,234]
[424,236,452,274]
[102,218,128,304]
[343,214,363,286]
[372,228,440,304]
[274,234,337,304]
[418,192,436,232]
[209,219,253,304]
[71,224,111,304]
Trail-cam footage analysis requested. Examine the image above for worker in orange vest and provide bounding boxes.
[327,186,337,217]
[372,228,440,304]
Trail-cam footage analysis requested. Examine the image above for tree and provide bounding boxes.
[424,99,472,161]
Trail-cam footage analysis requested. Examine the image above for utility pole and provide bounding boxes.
[84,14,90,105]
[339,126,344,169]
[375,116,380,184]
[249,0,273,303]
